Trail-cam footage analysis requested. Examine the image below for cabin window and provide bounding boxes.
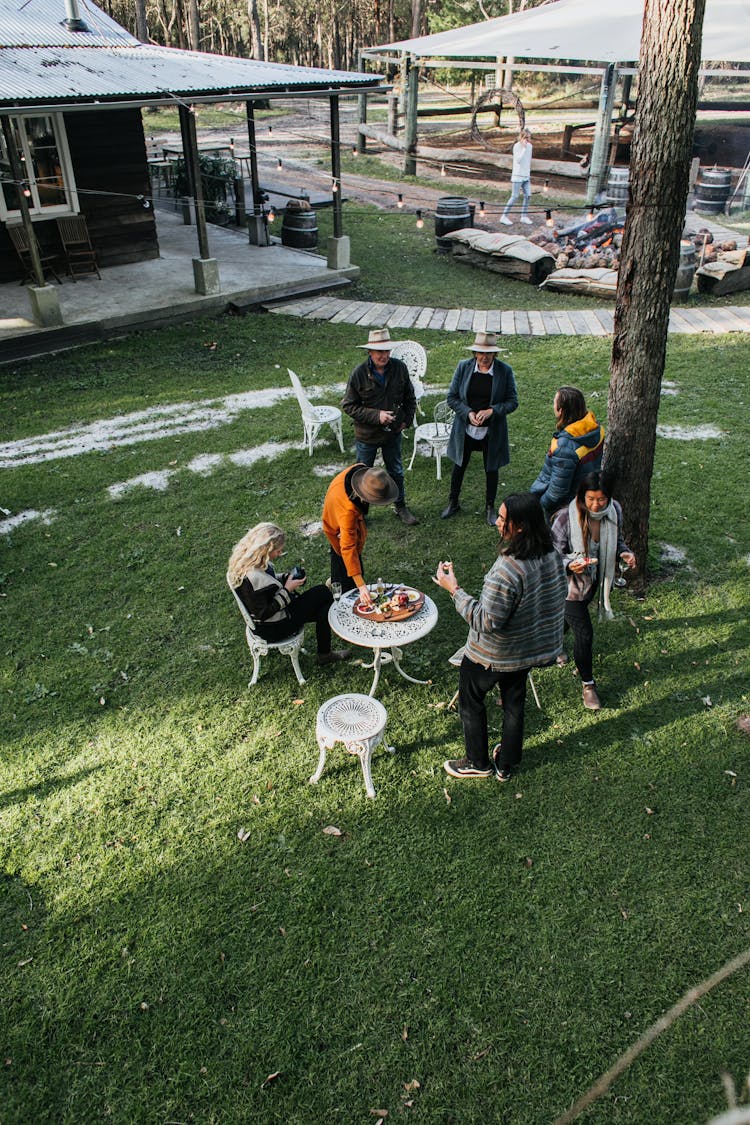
[0,114,78,221]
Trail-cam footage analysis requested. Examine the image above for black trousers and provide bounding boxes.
[330,548,360,594]
[255,584,333,653]
[449,434,498,507]
[458,657,529,770]
[564,597,595,682]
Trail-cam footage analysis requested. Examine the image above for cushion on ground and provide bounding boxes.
[541,267,618,298]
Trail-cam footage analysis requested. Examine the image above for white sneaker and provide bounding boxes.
[500,215,512,226]
[520,216,533,225]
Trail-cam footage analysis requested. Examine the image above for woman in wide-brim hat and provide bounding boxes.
[321,464,398,606]
[442,332,519,527]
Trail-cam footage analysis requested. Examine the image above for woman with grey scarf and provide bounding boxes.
[551,473,636,710]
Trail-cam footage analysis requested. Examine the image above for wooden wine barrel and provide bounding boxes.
[281,207,318,249]
[672,240,696,302]
[434,196,472,253]
[694,167,731,215]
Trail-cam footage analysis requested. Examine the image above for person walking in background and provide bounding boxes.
[342,327,418,527]
[501,129,533,226]
[551,473,636,710]
[228,523,350,666]
[321,464,399,607]
[442,332,519,527]
[433,493,566,782]
[530,386,604,518]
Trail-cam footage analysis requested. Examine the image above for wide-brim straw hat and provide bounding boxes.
[356,327,397,351]
[466,331,501,353]
[350,467,399,505]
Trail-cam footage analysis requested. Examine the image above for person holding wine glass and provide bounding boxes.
[551,473,636,710]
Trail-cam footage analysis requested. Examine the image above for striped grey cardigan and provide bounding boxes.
[453,550,567,671]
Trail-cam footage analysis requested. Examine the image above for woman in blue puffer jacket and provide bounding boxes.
[530,386,604,517]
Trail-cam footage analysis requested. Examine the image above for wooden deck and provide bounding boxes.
[265,296,750,335]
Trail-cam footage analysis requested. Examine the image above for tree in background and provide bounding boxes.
[604,0,706,586]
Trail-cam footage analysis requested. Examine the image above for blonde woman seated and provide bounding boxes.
[228,523,350,666]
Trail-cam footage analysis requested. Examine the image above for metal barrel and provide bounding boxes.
[672,240,696,302]
[280,208,319,249]
[606,167,630,206]
[694,167,731,215]
[434,196,472,253]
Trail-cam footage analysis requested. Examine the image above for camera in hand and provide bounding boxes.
[290,564,306,581]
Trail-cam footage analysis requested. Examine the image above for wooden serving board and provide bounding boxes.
[353,587,425,622]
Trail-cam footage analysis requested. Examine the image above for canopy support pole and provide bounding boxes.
[587,63,618,206]
[403,57,419,177]
[356,51,368,155]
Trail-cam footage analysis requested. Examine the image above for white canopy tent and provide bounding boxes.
[366,0,750,68]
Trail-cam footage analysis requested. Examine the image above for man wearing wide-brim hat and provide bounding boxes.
[322,464,399,606]
[341,327,418,526]
[441,331,518,527]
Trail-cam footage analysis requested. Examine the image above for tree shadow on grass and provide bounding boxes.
[0,764,103,813]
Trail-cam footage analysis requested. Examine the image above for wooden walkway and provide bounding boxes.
[265,296,750,336]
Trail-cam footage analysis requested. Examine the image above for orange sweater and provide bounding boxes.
[321,465,368,586]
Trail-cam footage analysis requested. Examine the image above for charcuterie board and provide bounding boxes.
[353,585,425,622]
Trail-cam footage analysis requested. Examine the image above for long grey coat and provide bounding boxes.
[446,357,518,471]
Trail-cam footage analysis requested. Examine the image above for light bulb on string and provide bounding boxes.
[397,193,404,209]
[479,200,486,218]
[268,125,272,134]
[332,177,338,194]
[586,209,594,221]
[415,209,424,229]
[22,183,31,198]
[351,144,357,156]
[277,157,283,170]
[267,207,276,223]
[545,210,554,228]
[440,164,446,177]
[543,179,549,194]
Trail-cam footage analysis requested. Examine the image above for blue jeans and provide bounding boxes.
[503,179,530,217]
[355,434,405,506]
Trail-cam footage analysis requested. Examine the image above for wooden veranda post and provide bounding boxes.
[330,94,343,239]
[587,64,618,205]
[1,116,45,287]
[245,101,268,245]
[178,102,210,259]
[604,0,706,582]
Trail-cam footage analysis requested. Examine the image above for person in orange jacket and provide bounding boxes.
[322,464,398,607]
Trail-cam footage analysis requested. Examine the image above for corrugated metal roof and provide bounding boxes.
[0,0,137,47]
[0,45,383,104]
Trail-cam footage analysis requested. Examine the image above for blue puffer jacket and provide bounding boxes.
[530,411,604,514]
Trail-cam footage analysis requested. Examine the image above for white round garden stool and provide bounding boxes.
[310,693,394,799]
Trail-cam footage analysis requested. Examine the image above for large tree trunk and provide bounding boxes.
[247,0,264,60]
[134,0,148,42]
[604,0,706,586]
[187,0,199,50]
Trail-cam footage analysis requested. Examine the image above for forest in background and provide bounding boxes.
[97,0,545,72]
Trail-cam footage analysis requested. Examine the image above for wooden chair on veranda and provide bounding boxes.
[56,215,102,281]
[7,224,62,285]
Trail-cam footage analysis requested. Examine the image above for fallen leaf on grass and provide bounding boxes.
[252,795,261,806]
[322,825,342,836]
[292,698,305,707]
[278,927,286,937]
[443,788,452,805]
[370,1111,388,1118]
[403,1080,420,1093]
[261,1071,281,1088]
[736,716,750,736]
[702,695,713,708]
[645,807,655,815]
[237,827,251,843]
[17,958,33,968]
[402,1026,409,1041]
[634,662,641,671]
[473,1045,492,1060]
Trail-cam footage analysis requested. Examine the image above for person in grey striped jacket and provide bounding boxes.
[434,493,566,782]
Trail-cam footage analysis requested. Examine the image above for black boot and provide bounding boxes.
[485,504,497,527]
[441,498,461,519]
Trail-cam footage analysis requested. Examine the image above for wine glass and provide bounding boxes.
[331,581,342,601]
[614,558,629,588]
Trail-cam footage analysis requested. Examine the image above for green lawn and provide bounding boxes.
[1,316,749,1123]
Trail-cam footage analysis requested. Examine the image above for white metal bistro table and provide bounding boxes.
[328,587,438,697]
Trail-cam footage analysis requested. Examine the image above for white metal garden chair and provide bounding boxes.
[228,578,306,687]
[407,400,455,480]
[390,339,428,416]
[287,368,345,456]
